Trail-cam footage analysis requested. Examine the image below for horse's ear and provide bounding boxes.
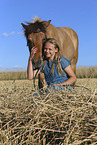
[42,20,51,27]
[47,20,51,26]
[21,23,28,29]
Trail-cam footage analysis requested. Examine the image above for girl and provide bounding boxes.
[27,38,77,91]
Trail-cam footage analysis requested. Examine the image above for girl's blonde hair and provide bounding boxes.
[42,38,66,76]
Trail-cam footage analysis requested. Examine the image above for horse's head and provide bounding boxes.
[21,18,51,69]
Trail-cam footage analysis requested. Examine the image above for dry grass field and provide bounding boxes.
[0,78,97,144]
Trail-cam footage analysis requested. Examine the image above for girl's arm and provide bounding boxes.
[53,65,77,86]
[62,65,77,85]
[27,47,40,80]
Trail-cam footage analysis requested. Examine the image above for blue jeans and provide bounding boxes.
[44,85,74,93]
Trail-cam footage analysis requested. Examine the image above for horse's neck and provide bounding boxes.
[46,24,56,37]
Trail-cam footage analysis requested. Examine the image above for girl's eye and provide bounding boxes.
[44,48,48,51]
[44,48,52,51]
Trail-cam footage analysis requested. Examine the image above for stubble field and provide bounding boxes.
[0,78,97,144]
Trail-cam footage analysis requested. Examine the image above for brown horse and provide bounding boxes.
[21,17,78,88]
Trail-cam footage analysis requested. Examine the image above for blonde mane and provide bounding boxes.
[31,16,42,23]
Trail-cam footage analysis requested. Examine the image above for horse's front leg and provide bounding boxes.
[38,72,44,90]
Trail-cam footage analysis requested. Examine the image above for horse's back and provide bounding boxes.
[54,27,78,57]
[56,27,78,49]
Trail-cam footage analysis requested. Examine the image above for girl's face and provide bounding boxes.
[43,42,58,61]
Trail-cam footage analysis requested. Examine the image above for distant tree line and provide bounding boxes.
[0,66,97,80]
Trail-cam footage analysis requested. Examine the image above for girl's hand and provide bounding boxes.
[30,47,37,60]
[50,83,59,86]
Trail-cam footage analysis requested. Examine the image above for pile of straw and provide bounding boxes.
[0,80,97,144]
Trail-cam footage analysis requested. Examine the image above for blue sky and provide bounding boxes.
[0,0,97,71]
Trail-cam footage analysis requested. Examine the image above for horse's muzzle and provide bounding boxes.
[32,58,43,69]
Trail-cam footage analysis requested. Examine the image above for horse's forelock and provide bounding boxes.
[25,19,46,36]
[32,17,42,23]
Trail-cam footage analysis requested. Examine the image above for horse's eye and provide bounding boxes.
[32,41,35,47]
[27,40,35,48]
